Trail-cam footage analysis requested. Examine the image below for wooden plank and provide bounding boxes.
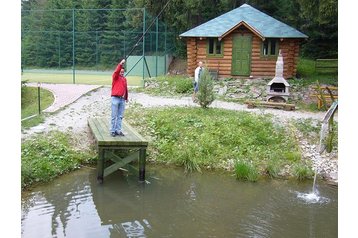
[105,150,138,163]
[245,101,295,111]
[88,118,104,142]
[315,59,338,73]
[89,118,148,147]
[103,151,139,177]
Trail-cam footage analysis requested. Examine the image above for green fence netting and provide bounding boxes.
[21,8,176,84]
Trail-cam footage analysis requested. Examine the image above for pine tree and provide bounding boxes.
[197,68,215,109]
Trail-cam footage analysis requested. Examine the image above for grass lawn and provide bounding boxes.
[21,86,54,119]
[21,71,143,87]
[296,58,338,86]
[125,106,313,181]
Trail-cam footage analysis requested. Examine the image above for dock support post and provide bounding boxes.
[139,148,146,182]
[97,148,105,183]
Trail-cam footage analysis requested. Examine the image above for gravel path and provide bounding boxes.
[21,86,338,183]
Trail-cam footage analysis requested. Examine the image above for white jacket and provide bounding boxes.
[194,66,203,83]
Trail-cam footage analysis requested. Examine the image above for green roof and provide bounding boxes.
[179,4,308,39]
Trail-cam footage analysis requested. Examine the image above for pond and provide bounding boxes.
[21,165,337,238]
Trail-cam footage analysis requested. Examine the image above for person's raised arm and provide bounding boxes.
[113,59,126,77]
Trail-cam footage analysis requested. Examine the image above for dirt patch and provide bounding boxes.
[168,57,187,75]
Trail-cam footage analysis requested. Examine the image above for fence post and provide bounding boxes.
[96,30,99,70]
[72,9,76,84]
[164,25,167,74]
[58,32,61,68]
[37,82,41,114]
[142,8,146,87]
[156,17,158,77]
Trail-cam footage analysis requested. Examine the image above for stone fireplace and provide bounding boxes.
[267,50,290,102]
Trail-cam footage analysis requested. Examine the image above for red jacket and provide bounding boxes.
[111,63,128,100]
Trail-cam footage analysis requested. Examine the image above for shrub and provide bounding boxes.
[174,77,193,94]
[265,161,280,178]
[179,156,201,173]
[197,68,215,108]
[234,160,259,182]
[293,163,314,181]
[283,151,301,162]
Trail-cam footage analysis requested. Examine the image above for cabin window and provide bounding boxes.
[207,38,223,57]
[262,39,278,56]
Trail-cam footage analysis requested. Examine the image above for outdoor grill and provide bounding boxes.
[267,50,290,102]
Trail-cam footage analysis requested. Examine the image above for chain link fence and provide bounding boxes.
[21,8,176,84]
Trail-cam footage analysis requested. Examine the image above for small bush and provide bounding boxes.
[283,151,301,162]
[180,156,201,173]
[234,160,259,182]
[293,163,314,181]
[197,68,215,108]
[174,78,193,94]
[265,161,280,178]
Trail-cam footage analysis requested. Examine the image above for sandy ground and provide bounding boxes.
[21,86,338,183]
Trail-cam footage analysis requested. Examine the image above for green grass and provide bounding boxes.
[22,114,47,129]
[234,160,259,182]
[21,72,143,86]
[293,163,314,181]
[264,161,280,179]
[126,106,304,181]
[21,86,54,119]
[21,85,55,129]
[133,75,193,96]
[21,131,96,190]
[295,58,338,86]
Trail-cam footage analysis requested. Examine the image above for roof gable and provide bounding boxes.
[179,4,308,39]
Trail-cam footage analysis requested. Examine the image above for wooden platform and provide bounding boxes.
[88,117,148,183]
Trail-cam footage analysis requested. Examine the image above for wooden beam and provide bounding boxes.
[103,151,139,177]
[245,101,295,111]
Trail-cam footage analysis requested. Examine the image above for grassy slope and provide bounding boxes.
[126,106,308,179]
[21,86,54,119]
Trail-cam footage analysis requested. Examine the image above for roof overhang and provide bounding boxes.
[219,21,265,41]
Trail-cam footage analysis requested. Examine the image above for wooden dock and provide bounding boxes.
[88,117,148,183]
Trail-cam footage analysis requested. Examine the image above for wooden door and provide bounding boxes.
[231,35,252,76]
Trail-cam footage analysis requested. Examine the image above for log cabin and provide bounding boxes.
[179,4,308,79]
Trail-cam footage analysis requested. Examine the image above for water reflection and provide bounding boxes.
[21,168,111,238]
[21,166,338,238]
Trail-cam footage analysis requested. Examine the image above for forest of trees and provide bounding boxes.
[21,0,338,69]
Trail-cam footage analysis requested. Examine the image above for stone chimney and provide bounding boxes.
[267,50,290,102]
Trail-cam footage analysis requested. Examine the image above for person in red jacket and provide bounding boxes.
[110,59,128,137]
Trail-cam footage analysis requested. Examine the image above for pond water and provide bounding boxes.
[21,165,337,238]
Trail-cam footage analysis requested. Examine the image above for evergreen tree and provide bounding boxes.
[297,0,338,58]
[100,0,130,66]
[197,68,215,109]
[75,0,101,67]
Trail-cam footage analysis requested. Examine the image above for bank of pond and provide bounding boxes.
[22,106,335,190]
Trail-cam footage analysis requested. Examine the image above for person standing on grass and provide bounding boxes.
[193,61,203,101]
[110,59,128,137]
